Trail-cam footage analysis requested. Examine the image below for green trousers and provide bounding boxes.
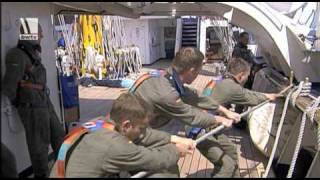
[17,101,65,177]
[196,132,240,177]
[165,120,239,178]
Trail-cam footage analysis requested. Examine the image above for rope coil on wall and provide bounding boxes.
[102,16,142,80]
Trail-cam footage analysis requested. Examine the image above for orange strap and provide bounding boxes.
[205,80,216,89]
[202,80,216,96]
[129,73,152,93]
[19,81,44,91]
[56,120,115,178]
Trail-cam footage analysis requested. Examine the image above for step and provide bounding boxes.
[182,38,197,41]
[182,29,197,33]
[182,36,197,39]
[182,22,198,26]
[182,42,197,46]
[182,23,197,26]
[182,20,198,24]
[182,26,197,29]
[182,41,197,44]
[181,44,197,48]
[182,34,197,37]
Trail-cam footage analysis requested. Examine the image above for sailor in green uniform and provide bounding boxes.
[131,47,241,177]
[211,57,278,109]
[211,57,278,130]
[2,22,65,177]
[49,93,195,178]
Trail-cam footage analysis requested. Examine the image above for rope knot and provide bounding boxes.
[291,80,312,107]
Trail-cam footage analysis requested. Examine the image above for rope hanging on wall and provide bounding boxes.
[209,16,236,63]
[102,16,142,80]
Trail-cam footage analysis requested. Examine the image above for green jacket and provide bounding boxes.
[133,67,220,129]
[211,77,267,106]
[3,40,49,107]
[51,127,179,178]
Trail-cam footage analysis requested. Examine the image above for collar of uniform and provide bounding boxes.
[225,73,241,84]
[166,67,186,97]
[236,42,248,49]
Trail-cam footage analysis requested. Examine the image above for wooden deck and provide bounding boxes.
[78,59,269,178]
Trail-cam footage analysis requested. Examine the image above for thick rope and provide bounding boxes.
[263,87,297,178]
[307,96,320,125]
[291,81,312,107]
[307,96,320,150]
[286,107,307,178]
[318,123,320,151]
[291,81,304,107]
[286,96,319,178]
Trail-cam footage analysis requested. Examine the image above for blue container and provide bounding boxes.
[60,74,79,108]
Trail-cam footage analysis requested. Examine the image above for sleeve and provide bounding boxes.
[182,86,220,111]
[229,84,268,106]
[102,138,180,174]
[232,47,242,58]
[134,127,171,148]
[2,50,27,103]
[155,90,218,128]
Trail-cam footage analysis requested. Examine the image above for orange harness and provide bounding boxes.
[56,119,115,178]
[202,79,216,96]
[129,69,167,93]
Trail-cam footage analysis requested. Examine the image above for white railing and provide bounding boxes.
[174,18,182,54]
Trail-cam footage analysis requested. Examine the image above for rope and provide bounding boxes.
[208,16,235,62]
[307,96,320,125]
[263,87,297,178]
[57,14,80,77]
[291,81,312,107]
[102,16,142,80]
[287,96,319,178]
[286,107,307,178]
[131,85,293,178]
[131,85,294,178]
[131,125,225,178]
[318,123,320,151]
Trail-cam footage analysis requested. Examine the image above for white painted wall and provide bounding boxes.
[123,19,149,64]
[1,2,62,173]
[123,18,176,64]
